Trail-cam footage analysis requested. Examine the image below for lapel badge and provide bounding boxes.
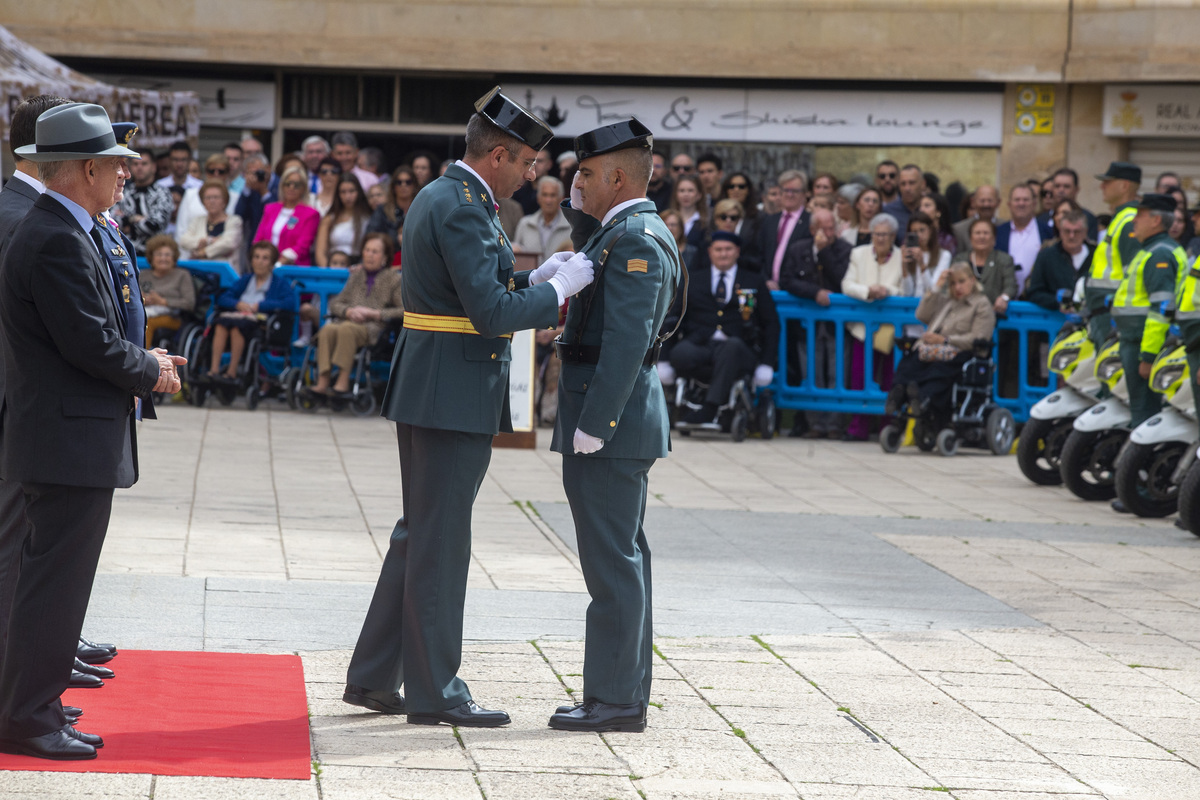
[110,248,119,256]
[122,284,131,303]
[508,277,516,291]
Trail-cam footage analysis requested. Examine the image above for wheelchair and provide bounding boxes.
[147,269,224,404]
[671,374,776,442]
[879,337,1015,457]
[185,311,296,410]
[286,319,401,417]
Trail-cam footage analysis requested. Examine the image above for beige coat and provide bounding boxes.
[328,267,404,344]
[916,284,996,351]
[841,243,904,342]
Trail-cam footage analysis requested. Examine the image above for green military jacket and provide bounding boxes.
[382,163,560,434]
[1112,231,1185,361]
[550,200,680,460]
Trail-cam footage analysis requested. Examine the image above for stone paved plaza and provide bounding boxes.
[7,402,1200,799]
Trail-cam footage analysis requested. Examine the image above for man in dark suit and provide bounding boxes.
[0,103,183,761]
[1037,168,1100,242]
[665,231,778,425]
[995,183,1054,290]
[748,169,810,284]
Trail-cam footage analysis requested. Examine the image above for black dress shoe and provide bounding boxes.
[77,638,116,665]
[68,670,104,689]
[1111,499,1129,513]
[62,706,83,718]
[0,729,96,760]
[74,658,114,680]
[548,698,646,733]
[555,701,584,715]
[62,725,103,748]
[408,700,510,727]
[343,684,406,714]
[64,716,77,725]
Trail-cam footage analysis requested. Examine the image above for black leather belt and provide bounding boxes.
[555,340,661,367]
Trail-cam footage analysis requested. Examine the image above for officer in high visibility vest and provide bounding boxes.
[1144,242,1200,425]
[1084,162,1142,352]
[1111,193,1187,428]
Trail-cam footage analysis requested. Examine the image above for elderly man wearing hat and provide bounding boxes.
[1084,161,1143,354]
[546,118,681,733]
[0,102,184,760]
[343,87,593,728]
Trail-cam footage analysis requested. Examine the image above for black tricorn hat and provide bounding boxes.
[474,86,553,151]
[1137,192,1177,213]
[574,118,653,161]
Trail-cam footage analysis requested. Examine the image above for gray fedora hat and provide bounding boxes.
[14,103,140,162]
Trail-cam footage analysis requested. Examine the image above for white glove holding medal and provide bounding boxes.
[753,364,775,387]
[573,427,604,454]
[570,172,584,210]
[547,252,595,302]
[529,251,573,286]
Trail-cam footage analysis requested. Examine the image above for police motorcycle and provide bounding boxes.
[1017,323,1101,485]
[1058,337,1131,501]
[1113,340,1197,518]
[1175,441,1200,536]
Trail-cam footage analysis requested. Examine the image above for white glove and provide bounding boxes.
[570,172,583,210]
[529,251,573,286]
[656,360,676,386]
[711,329,728,342]
[753,364,774,387]
[573,427,604,454]
[547,251,594,304]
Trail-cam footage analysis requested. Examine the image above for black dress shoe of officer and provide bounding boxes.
[74,658,115,680]
[343,684,406,714]
[64,716,77,725]
[1111,499,1129,513]
[62,706,83,718]
[68,670,104,689]
[62,725,103,748]
[408,700,510,727]
[555,701,584,715]
[77,638,116,665]
[0,729,96,760]
[548,699,646,732]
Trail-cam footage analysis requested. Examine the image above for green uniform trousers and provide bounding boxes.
[1088,312,1112,354]
[562,454,655,707]
[1118,337,1162,428]
[1188,349,1200,423]
[347,423,492,712]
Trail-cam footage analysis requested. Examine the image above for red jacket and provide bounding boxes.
[253,202,319,265]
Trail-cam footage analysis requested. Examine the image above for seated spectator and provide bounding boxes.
[513,176,571,260]
[886,263,996,421]
[780,208,852,438]
[812,172,839,199]
[661,209,699,272]
[366,165,418,249]
[312,157,342,217]
[833,183,864,239]
[312,234,403,395]
[951,218,1018,315]
[178,179,244,272]
[366,180,389,210]
[116,145,172,256]
[315,174,371,266]
[208,241,300,380]
[670,174,707,249]
[660,231,778,425]
[139,234,197,347]
[176,154,238,254]
[841,213,904,440]
[254,166,320,265]
[899,212,950,298]
[841,187,882,247]
[918,191,957,256]
[331,131,380,190]
[995,183,1052,288]
[1025,209,1092,311]
[408,149,438,188]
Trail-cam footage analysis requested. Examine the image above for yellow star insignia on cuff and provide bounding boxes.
[627,259,648,273]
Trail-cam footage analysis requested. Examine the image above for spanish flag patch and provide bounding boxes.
[627,259,648,273]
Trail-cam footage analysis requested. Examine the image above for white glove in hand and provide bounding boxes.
[529,251,573,286]
[547,252,594,303]
[656,360,676,386]
[711,329,728,342]
[753,364,775,387]
[570,172,583,210]
[573,427,604,454]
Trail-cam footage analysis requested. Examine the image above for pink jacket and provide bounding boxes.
[254,202,320,266]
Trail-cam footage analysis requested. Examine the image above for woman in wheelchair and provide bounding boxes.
[139,234,196,348]
[311,233,404,396]
[887,262,996,422]
[207,241,299,381]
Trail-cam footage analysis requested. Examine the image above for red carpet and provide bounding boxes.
[0,650,311,779]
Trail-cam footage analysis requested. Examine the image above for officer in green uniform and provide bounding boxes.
[344,87,595,728]
[1084,162,1142,353]
[547,119,681,733]
[1111,193,1187,429]
[1144,237,1200,425]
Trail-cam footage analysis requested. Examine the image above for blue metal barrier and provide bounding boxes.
[137,258,241,290]
[770,292,1064,423]
[274,266,350,319]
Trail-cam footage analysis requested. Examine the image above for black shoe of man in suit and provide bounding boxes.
[408,700,510,727]
[63,706,83,718]
[77,637,116,665]
[548,698,646,732]
[68,670,103,689]
[0,729,96,760]
[342,684,406,715]
[62,725,103,748]
[74,658,114,680]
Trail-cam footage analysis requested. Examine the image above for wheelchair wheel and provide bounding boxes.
[757,392,776,440]
[216,386,235,406]
[1114,440,1186,519]
[984,407,1016,455]
[1016,417,1071,486]
[1177,459,1200,536]
[730,408,749,442]
[935,429,959,457]
[351,388,377,418]
[1059,428,1125,502]
[245,386,260,411]
[913,420,936,452]
[879,424,902,454]
[189,382,208,408]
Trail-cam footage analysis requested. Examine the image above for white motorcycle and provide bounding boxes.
[1059,338,1131,501]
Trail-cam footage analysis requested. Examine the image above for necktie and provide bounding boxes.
[715,272,728,304]
[772,212,793,282]
[88,224,105,256]
[777,211,792,242]
[310,173,319,194]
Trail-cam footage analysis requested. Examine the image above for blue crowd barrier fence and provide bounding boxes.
[769,292,1065,424]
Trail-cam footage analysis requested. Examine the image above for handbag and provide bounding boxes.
[871,323,895,354]
[917,341,961,362]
